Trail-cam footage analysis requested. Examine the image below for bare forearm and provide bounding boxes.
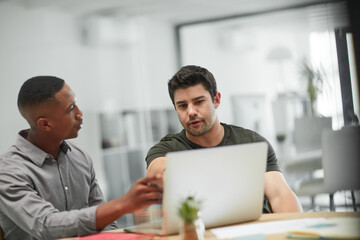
[265,171,303,213]
[147,157,166,177]
[95,197,127,230]
[270,191,303,213]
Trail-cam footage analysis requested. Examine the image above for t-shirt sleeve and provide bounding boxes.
[265,141,281,172]
[252,131,281,172]
[145,142,172,168]
[146,132,193,168]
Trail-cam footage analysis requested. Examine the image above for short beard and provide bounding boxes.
[185,121,212,137]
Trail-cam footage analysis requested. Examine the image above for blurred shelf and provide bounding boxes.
[98,108,182,227]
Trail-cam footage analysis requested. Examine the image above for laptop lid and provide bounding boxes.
[162,142,268,235]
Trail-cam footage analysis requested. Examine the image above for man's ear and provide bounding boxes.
[214,91,221,109]
[37,118,51,131]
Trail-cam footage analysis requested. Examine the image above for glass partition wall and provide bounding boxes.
[177,1,358,211]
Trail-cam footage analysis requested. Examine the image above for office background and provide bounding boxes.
[0,0,359,226]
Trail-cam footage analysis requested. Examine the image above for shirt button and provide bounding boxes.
[65,186,69,191]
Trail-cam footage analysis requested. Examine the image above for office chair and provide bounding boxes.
[294,116,332,153]
[292,116,332,210]
[322,125,360,211]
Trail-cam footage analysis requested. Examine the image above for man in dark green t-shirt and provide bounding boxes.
[146,65,303,213]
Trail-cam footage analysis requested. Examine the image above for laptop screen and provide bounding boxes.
[162,142,268,234]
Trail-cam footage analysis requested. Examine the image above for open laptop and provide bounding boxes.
[125,142,268,235]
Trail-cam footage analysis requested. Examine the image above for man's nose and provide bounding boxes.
[74,105,83,119]
[188,104,197,117]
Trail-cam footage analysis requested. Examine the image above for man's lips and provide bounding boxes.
[189,120,201,126]
[78,119,83,128]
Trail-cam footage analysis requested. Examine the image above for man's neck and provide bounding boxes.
[186,120,224,147]
[26,130,61,159]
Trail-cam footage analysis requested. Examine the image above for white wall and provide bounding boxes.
[180,16,311,144]
[0,3,83,153]
[0,3,178,188]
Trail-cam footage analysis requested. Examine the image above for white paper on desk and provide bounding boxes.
[288,217,360,239]
[211,218,328,239]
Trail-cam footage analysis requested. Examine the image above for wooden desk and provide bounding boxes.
[59,212,359,240]
[235,212,359,240]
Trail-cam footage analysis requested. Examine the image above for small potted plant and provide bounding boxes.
[178,196,205,240]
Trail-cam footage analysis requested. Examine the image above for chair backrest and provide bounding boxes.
[294,116,332,153]
[322,125,360,192]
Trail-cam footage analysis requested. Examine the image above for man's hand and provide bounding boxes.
[147,173,164,191]
[95,175,163,230]
[121,175,163,213]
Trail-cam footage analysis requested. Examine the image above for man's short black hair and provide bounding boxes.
[17,76,65,110]
[168,65,217,105]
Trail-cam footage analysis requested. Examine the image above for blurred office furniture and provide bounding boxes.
[283,116,332,210]
[99,108,182,227]
[272,93,310,160]
[231,94,271,139]
[322,125,360,211]
[293,124,359,211]
[293,116,332,153]
[270,92,335,211]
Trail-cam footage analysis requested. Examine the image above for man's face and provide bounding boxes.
[173,83,220,137]
[47,84,83,140]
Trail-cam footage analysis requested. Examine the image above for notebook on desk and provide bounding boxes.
[125,142,268,235]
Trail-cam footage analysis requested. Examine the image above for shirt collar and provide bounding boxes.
[15,129,71,167]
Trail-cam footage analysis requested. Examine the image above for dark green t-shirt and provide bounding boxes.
[145,122,280,213]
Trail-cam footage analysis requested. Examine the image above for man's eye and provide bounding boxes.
[178,104,186,109]
[195,100,204,105]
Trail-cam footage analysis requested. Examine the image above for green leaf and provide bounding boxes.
[178,196,202,224]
